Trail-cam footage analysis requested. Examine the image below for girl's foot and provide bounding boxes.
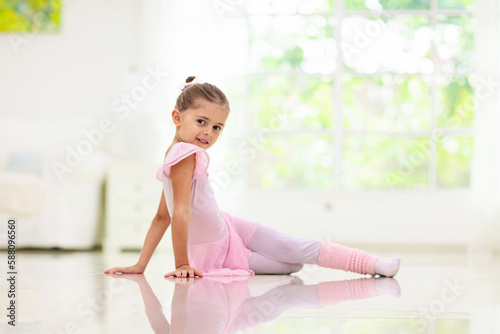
[374,277,401,297]
[374,255,401,277]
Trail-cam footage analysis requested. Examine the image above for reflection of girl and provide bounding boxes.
[105,77,400,278]
[105,274,400,334]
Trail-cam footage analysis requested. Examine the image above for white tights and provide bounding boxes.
[246,225,322,274]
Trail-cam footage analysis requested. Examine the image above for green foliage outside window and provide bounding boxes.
[437,136,473,187]
[343,136,429,189]
[250,76,333,130]
[345,0,473,10]
[437,76,474,128]
[250,135,333,189]
[343,75,431,131]
[224,0,475,190]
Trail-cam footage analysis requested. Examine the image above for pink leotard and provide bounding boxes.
[156,142,257,277]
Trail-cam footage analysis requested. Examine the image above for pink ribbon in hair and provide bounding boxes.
[176,77,205,91]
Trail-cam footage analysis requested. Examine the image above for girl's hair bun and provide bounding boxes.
[175,76,230,113]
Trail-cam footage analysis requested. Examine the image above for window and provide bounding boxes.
[163,0,498,245]
[222,0,476,191]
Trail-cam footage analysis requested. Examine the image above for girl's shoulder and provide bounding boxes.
[169,141,204,154]
[156,142,210,181]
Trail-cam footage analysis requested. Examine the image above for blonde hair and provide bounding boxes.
[175,76,230,113]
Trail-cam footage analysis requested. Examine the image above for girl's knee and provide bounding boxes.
[288,263,304,274]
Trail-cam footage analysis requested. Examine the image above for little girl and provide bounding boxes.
[105,76,401,278]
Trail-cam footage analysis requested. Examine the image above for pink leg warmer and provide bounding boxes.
[317,278,379,306]
[317,242,380,275]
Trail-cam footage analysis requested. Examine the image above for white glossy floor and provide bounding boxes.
[2,249,500,334]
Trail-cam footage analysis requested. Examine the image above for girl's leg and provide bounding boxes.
[246,224,400,276]
[317,243,400,277]
[248,251,304,274]
[229,214,259,248]
[229,216,306,274]
[246,224,321,265]
[317,241,379,275]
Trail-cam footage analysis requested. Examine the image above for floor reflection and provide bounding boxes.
[105,274,400,334]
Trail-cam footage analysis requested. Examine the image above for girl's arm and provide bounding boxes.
[104,190,171,274]
[164,154,203,278]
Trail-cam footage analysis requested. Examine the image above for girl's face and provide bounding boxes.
[172,100,228,149]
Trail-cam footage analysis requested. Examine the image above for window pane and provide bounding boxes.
[342,136,429,189]
[437,136,473,187]
[250,76,333,130]
[438,0,474,10]
[435,15,475,73]
[246,0,334,15]
[249,135,333,189]
[343,74,431,131]
[249,16,336,73]
[436,76,474,128]
[345,0,430,11]
[342,16,433,74]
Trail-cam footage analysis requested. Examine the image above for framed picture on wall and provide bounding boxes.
[0,0,60,33]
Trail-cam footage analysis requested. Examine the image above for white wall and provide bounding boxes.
[467,0,500,255]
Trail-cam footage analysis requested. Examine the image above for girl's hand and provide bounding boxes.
[164,265,203,278]
[104,264,145,274]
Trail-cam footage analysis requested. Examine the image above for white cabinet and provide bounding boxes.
[104,160,164,252]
